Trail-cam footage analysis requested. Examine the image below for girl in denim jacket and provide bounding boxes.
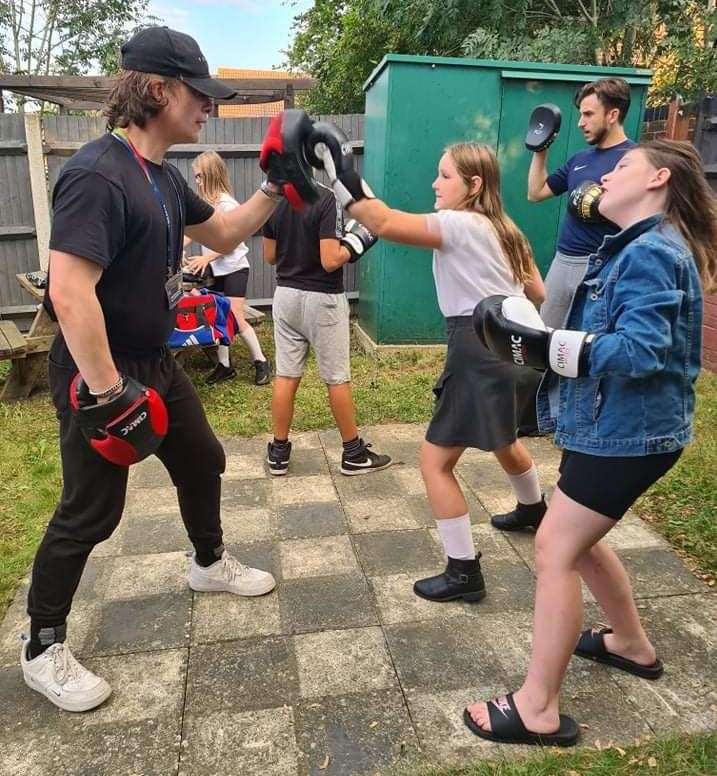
[466,140,717,746]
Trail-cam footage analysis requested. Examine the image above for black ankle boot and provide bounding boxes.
[413,555,486,603]
[491,496,547,532]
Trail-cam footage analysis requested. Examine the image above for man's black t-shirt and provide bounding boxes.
[47,133,214,356]
[262,184,344,294]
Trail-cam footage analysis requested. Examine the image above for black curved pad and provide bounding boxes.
[525,103,562,152]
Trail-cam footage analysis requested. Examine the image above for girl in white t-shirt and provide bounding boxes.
[348,143,546,603]
[185,151,271,386]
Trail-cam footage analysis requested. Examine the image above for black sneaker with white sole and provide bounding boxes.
[254,359,272,386]
[267,440,291,476]
[340,440,392,476]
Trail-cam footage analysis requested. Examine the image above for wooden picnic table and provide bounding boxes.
[1,273,265,400]
[0,273,57,401]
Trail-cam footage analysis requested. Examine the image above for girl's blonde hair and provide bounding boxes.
[446,142,535,285]
[193,150,232,205]
[639,140,717,293]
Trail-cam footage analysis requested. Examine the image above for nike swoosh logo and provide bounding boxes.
[574,164,588,171]
[345,459,374,468]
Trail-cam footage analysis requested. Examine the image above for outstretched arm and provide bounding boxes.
[347,199,441,250]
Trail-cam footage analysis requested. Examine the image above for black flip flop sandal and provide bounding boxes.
[574,628,664,680]
[463,692,579,747]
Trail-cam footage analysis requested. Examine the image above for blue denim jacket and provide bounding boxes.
[537,215,703,456]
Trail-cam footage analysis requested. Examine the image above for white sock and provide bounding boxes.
[435,514,475,560]
[507,464,542,505]
[239,324,266,362]
[217,345,231,368]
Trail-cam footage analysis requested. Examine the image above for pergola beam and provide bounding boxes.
[0,74,316,109]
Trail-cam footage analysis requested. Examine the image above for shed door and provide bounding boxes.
[497,77,584,275]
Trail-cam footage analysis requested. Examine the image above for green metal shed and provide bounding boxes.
[358,54,652,345]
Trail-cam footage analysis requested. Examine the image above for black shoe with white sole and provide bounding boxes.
[254,359,272,386]
[340,440,392,476]
[206,363,236,385]
[267,440,291,476]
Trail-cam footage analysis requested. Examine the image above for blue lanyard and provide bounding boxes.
[111,129,182,279]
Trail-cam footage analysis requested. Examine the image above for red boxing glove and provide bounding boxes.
[69,374,168,466]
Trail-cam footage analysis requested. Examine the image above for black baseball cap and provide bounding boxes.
[121,27,237,100]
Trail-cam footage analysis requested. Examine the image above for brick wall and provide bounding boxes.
[640,118,667,140]
[704,294,717,372]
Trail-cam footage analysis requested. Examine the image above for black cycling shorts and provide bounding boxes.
[557,448,682,520]
[211,267,249,297]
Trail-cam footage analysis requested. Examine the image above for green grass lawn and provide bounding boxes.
[1,326,715,773]
[404,731,716,775]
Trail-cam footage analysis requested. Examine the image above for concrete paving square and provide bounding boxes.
[2,423,714,776]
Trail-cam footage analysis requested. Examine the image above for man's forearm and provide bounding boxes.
[54,293,119,393]
[223,190,278,248]
[527,151,549,200]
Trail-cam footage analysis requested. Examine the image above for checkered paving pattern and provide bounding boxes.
[1,425,715,775]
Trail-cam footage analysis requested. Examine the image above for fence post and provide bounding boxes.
[24,113,50,271]
[664,98,690,141]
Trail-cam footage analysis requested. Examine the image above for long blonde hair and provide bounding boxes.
[192,150,232,205]
[446,142,534,285]
[639,140,717,293]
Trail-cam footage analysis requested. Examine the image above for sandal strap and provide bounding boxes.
[577,627,612,657]
[487,692,529,739]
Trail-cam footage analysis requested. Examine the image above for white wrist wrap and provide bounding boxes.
[549,330,592,378]
[342,233,363,254]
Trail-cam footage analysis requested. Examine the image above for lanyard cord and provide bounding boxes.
[111,129,183,278]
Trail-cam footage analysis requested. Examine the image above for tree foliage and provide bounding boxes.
[0,0,155,78]
[285,0,717,112]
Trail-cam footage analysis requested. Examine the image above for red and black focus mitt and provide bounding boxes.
[259,109,319,210]
[69,374,169,466]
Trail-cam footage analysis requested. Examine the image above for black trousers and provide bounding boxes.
[27,345,226,627]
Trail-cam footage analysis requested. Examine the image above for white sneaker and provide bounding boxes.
[188,551,276,596]
[21,640,112,712]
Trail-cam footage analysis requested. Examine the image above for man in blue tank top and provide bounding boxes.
[527,78,635,328]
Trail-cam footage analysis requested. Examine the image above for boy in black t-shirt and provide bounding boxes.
[262,184,391,475]
[21,27,303,713]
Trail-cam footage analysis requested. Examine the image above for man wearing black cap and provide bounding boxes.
[20,27,293,712]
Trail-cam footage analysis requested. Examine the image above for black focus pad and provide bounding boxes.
[525,103,562,152]
[568,180,605,223]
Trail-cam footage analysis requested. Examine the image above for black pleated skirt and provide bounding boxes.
[425,316,542,451]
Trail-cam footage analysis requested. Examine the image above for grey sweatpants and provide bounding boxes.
[540,251,590,329]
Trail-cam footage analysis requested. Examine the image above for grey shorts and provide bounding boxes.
[272,286,351,384]
[540,251,590,329]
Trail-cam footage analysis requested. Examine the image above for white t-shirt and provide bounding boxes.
[427,209,524,317]
[201,193,250,275]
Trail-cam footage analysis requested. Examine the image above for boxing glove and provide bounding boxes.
[305,121,375,208]
[341,219,378,263]
[69,374,169,466]
[259,109,319,210]
[473,295,595,378]
[568,180,605,223]
[525,103,562,152]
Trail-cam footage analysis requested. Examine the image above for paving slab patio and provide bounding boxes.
[1,425,714,775]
